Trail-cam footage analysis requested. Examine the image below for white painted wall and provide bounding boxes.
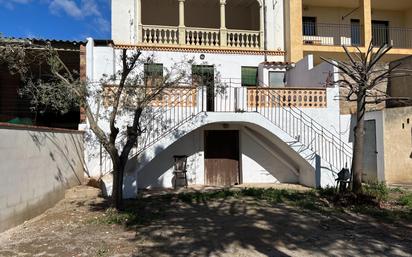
[286,55,334,88]
[134,122,308,189]
[85,40,350,193]
[266,0,285,51]
[112,0,135,45]
[86,41,283,86]
[0,125,84,232]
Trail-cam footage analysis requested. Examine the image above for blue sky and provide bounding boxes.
[0,0,111,41]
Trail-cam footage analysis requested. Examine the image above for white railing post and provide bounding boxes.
[220,0,227,47]
[178,0,186,45]
[135,0,142,43]
[259,2,264,50]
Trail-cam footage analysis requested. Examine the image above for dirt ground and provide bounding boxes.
[0,185,411,257]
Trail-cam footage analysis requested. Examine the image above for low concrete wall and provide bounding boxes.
[0,123,85,232]
[383,107,412,184]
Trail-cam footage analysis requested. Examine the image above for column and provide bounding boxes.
[220,0,227,46]
[178,0,186,45]
[135,0,142,43]
[285,0,303,62]
[360,0,372,47]
[259,3,264,50]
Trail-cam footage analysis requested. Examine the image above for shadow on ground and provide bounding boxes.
[89,190,412,257]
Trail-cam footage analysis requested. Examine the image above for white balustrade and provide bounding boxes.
[185,28,220,47]
[141,25,262,49]
[142,25,179,45]
[227,29,260,49]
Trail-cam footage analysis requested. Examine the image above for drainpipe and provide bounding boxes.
[263,0,268,62]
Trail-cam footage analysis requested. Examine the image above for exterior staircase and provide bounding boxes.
[107,83,352,188]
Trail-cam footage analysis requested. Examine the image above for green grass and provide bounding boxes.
[88,208,138,226]
[91,186,412,227]
[363,182,389,202]
[399,193,412,208]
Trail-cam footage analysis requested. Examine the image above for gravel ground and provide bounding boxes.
[0,185,411,257]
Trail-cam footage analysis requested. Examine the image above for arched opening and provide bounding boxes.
[141,0,179,26]
[185,0,220,28]
[226,0,260,30]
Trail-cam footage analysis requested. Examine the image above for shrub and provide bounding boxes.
[399,194,412,208]
[363,182,389,202]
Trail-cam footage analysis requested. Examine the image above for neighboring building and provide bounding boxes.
[286,0,412,64]
[0,38,85,233]
[0,38,85,130]
[388,55,412,108]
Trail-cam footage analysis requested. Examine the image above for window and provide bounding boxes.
[302,17,317,36]
[144,63,163,86]
[269,71,285,88]
[241,66,258,87]
[144,63,163,77]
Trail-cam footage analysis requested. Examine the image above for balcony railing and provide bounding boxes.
[247,87,327,108]
[227,29,261,49]
[303,23,363,47]
[141,25,262,50]
[142,25,179,45]
[185,27,220,47]
[145,85,327,110]
[372,25,412,49]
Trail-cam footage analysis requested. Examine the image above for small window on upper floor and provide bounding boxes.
[269,71,285,88]
[303,17,317,36]
[144,63,163,87]
[241,66,258,87]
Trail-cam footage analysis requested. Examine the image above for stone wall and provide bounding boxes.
[0,124,85,232]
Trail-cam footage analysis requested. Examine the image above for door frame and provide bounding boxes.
[192,65,215,112]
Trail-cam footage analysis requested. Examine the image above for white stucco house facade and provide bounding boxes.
[83,0,353,198]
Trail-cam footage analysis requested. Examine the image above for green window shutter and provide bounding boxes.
[241,66,258,87]
[144,63,163,77]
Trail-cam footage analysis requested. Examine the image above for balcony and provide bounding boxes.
[142,25,261,49]
[301,0,412,50]
[148,85,328,110]
[303,23,363,47]
[137,0,263,50]
[302,22,412,49]
[372,25,412,49]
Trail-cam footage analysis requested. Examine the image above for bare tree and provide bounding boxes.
[322,41,411,194]
[0,38,190,209]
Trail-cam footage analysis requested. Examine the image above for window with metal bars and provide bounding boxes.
[241,66,258,87]
[144,63,163,87]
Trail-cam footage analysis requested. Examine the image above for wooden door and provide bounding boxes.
[204,130,240,186]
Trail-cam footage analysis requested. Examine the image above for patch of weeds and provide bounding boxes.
[399,193,412,209]
[317,186,337,198]
[363,182,389,202]
[177,189,236,203]
[96,247,109,257]
[390,187,404,193]
[88,208,140,226]
[352,205,412,223]
[176,188,326,212]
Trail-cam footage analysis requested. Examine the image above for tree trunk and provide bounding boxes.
[351,92,366,194]
[111,156,124,210]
